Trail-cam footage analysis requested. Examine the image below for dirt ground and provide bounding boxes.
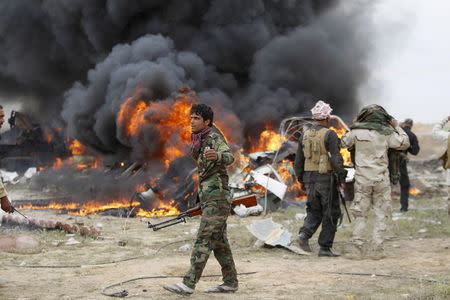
[0,190,449,300]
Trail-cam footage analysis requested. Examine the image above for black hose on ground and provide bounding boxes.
[101,272,258,298]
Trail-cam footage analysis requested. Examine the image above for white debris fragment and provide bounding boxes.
[65,237,81,245]
[253,165,284,182]
[95,223,103,229]
[249,151,274,161]
[250,170,287,200]
[190,228,198,234]
[246,218,291,247]
[24,167,38,179]
[418,228,428,233]
[0,170,19,184]
[423,219,441,225]
[344,167,355,183]
[51,240,64,247]
[295,213,307,220]
[178,244,192,252]
[233,204,263,217]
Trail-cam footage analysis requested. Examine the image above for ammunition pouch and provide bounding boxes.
[303,128,332,174]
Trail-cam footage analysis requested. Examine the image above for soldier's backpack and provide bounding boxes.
[388,149,407,184]
[348,147,406,185]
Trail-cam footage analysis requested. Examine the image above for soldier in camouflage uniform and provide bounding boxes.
[342,105,409,255]
[164,104,238,295]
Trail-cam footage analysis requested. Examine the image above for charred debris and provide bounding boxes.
[2,113,352,219]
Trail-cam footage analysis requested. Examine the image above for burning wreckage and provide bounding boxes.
[2,112,350,235]
[1,96,353,235]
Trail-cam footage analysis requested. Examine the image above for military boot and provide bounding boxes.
[163,282,194,295]
[205,284,238,293]
[297,233,312,252]
[318,247,341,257]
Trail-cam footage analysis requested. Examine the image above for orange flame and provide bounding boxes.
[409,187,421,195]
[249,124,286,153]
[276,160,307,201]
[18,200,181,217]
[135,200,180,218]
[329,126,352,165]
[52,157,64,169]
[43,128,55,143]
[69,139,86,155]
[117,98,148,137]
[116,89,195,169]
[18,200,142,214]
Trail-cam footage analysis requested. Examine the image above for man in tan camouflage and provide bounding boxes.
[164,103,238,295]
[342,105,409,256]
[432,116,450,214]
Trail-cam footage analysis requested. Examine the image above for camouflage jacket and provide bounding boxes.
[196,130,234,201]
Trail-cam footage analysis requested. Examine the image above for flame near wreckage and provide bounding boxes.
[19,88,353,218]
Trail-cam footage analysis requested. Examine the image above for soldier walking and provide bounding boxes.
[341,105,409,255]
[164,103,238,295]
[294,100,347,257]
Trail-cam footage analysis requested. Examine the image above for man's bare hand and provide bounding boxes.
[389,118,398,128]
[204,148,218,161]
[1,196,13,213]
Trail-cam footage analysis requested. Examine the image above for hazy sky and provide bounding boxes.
[361,0,450,123]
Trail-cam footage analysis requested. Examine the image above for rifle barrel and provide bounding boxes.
[149,218,187,231]
[13,206,29,220]
[147,213,187,230]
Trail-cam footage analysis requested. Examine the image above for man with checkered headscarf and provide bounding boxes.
[294,100,347,257]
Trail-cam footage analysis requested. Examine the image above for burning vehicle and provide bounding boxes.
[5,89,353,222]
[0,111,69,173]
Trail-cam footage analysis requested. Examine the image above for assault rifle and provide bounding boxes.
[12,206,30,220]
[147,194,258,231]
[327,152,351,223]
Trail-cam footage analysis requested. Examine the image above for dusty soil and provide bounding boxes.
[0,192,449,300]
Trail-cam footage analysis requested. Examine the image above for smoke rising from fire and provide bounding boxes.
[0,0,376,161]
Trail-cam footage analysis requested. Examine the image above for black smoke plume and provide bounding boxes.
[0,1,375,204]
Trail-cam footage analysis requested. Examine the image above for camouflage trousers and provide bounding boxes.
[351,176,391,250]
[183,197,238,289]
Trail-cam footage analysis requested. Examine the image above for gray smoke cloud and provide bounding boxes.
[0,0,374,159]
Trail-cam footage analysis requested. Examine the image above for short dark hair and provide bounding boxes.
[0,105,3,109]
[404,118,413,126]
[190,104,213,126]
